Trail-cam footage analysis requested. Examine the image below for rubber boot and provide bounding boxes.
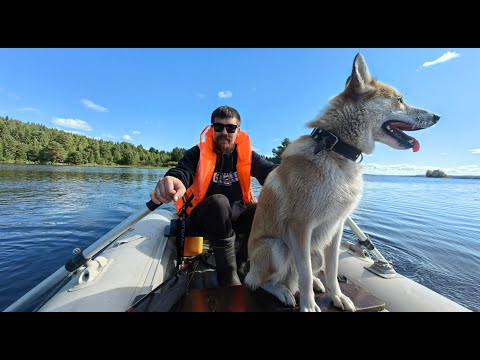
[236,236,249,281]
[211,232,242,287]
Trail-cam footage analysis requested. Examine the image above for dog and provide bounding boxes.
[244,53,440,312]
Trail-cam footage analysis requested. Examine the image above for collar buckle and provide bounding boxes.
[324,133,338,151]
[310,127,362,162]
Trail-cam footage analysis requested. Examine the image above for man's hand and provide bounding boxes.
[150,176,186,204]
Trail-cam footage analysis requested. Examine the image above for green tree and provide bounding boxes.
[271,138,291,164]
[170,147,187,162]
[158,151,171,166]
[120,145,138,165]
[0,116,183,167]
[54,131,74,149]
[99,142,113,164]
[31,129,50,148]
[39,141,66,163]
[111,146,122,164]
[14,143,28,161]
[426,169,447,178]
[27,147,41,162]
[67,151,84,165]
[2,134,16,161]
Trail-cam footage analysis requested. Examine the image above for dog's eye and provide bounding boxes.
[397,96,404,104]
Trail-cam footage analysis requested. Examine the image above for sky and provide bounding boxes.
[0,48,479,176]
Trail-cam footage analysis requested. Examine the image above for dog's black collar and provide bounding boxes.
[310,128,363,162]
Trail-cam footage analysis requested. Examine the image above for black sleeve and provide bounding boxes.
[250,151,278,185]
[164,145,200,189]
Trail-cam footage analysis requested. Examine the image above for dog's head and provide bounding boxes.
[307,53,440,154]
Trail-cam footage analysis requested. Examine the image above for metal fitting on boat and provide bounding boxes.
[341,241,370,260]
[78,257,109,284]
[366,260,398,279]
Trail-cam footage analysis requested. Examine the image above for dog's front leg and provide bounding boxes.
[311,227,327,294]
[324,224,356,312]
[289,225,321,312]
[311,249,325,293]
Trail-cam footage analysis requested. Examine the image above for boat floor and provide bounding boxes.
[175,257,385,312]
[131,238,385,312]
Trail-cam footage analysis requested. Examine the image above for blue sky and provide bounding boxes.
[1,48,479,176]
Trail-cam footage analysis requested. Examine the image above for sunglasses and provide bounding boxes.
[212,123,239,134]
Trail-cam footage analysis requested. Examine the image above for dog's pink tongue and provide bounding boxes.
[412,138,420,152]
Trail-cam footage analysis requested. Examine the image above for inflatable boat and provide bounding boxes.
[4,201,470,312]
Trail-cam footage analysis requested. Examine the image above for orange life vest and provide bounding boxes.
[174,125,256,215]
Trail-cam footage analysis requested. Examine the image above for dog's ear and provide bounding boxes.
[346,53,373,95]
[345,75,352,88]
[306,114,329,129]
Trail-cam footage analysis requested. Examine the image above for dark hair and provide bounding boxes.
[210,105,241,125]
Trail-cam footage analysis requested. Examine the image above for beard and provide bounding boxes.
[213,134,236,155]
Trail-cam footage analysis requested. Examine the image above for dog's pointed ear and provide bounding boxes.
[346,53,373,94]
[345,75,352,88]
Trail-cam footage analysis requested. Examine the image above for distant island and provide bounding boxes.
[426,169,448,178]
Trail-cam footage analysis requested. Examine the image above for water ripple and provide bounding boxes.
[0,166,478,311]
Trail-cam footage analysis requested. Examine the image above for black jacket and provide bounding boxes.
[165,145,277,210]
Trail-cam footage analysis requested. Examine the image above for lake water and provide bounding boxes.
[0,164,479,311]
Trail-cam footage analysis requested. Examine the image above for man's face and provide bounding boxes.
[212,117,240,154]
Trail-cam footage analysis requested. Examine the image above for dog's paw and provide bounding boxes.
[260,282,296,307]
[300,295,321,312]
[312,276,325,293]
[331,293,356,312]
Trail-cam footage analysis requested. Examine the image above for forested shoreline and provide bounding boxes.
[1,116,288,167]
[0,116,187,167]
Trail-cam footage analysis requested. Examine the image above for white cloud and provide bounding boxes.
[132,130,141,135]
[469,149,480,154]
[123,134,133,141]
[81,98,109,112]
[0,88,20,100]
[422,51,460,68]
[362,163,430,175]
[218,90,233,99]
[52,117,92,131]
[362,162,480,176]
[17,107,43,116]
[7,92,20,100]
[446,165,480,175]
[101,133,116,139]
[56,129,84,135]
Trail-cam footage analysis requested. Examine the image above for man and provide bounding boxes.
[151,105,277,287]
